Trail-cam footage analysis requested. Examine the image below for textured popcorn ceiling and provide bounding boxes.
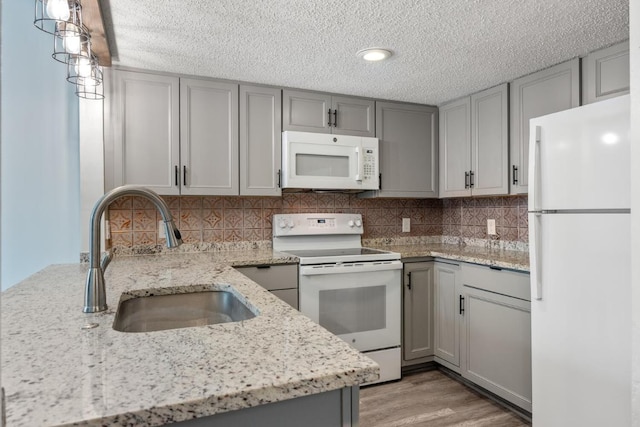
[104,0,628,105]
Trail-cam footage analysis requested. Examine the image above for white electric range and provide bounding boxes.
[273,213,402,385]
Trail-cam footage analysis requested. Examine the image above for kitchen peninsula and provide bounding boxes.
[1,250,377,426]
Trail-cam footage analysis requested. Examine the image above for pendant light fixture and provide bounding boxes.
[75,70,104,100]
[34,0,82,35]
[53,22,90,64]
[34,0,104,100]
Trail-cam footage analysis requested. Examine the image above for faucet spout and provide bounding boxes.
[83,186,183,313]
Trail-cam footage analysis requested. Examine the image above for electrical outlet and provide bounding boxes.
[487,219,496,235]
[402,218,411,232]
[158,220,166,238]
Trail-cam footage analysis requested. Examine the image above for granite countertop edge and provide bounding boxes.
[367,243,530,272]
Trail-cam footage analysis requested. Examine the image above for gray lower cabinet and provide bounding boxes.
[509,58,580,194]
[439,84,509,198]
[105,69,180,195]
[363,102,438,198]
[239,85,282,196]
[402,261,435,365]
[173,386,359,427]
[582,40,630,104]
[235,264,298,309]
[433,261,461,370]
[105,69,240,196]
[282,89,375,137]
[459,263,531,411]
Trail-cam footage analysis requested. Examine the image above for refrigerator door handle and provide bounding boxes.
[530,125,542,211]
[530,212,543,300]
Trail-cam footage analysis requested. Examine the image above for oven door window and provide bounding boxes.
[319,286,386,335]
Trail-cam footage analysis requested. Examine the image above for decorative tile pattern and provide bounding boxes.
[133,210,157,231]
[108,194,530,250]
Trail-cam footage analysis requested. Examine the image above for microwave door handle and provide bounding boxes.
[355,146,363,182]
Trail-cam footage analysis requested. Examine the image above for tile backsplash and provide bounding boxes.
[106,193,528,249]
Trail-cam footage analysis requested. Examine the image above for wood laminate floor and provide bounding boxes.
[359,369,531,427]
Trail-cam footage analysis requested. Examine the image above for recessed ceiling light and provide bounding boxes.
[357,48,392,62]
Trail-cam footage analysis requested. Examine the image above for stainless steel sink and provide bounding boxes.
[112,290,256,333]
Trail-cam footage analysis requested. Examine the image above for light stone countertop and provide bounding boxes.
[367,242,530,272]
[1,250,379,426]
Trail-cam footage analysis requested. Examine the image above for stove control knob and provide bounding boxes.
[278,220,287,229]
[348,220,355,227]
[355,219,362,227]
[287,220,295,229]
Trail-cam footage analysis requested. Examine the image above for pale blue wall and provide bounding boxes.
[1,0,81,289]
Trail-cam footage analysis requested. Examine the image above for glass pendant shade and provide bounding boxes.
[34,0,82,35]
[67,53,102,85]
[53,21,90,64]
[76,73,104,100]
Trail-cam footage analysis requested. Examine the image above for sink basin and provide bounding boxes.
[113,290,256,333]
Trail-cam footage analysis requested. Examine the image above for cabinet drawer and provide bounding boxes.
[460,263,530,301]
[235,264,298,291]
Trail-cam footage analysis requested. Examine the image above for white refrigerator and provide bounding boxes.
[528,95,630,426]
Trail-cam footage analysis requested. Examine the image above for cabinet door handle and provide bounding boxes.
[277,169,281,188]
[459,295,465,315]
[256,265,271,269]
[465,172,470,189]
[328,109,333,127]
[470,171,474,188]
[513,165,518,185]
[183,165,187,187]
[174,165,179,186]
[406,271,412,290]
[333,109,337,128]
[379,172,382,190]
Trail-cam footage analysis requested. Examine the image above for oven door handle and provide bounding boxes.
[300,260,403,276]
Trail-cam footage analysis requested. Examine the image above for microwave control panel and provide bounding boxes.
[363,148,376,182]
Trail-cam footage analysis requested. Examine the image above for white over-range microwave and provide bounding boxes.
[281,131,379,191]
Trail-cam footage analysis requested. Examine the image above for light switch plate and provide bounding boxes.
[402,218,410,232]
[158,220,166,238]
[487,219,496,235]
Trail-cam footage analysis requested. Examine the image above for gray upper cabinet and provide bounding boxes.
[365,101,438,198]
[510,59,580,194]
[107,69,180,195]
[439,84,508,198]
[439,97,471,198]
[403,262,435,365]
[240,85,282,196]
[180,78,239,196]
[582,41,630,105]
[106,69,240,196]
[470,84,509,196]
[282,89,375,137]
[331,95,375,137]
